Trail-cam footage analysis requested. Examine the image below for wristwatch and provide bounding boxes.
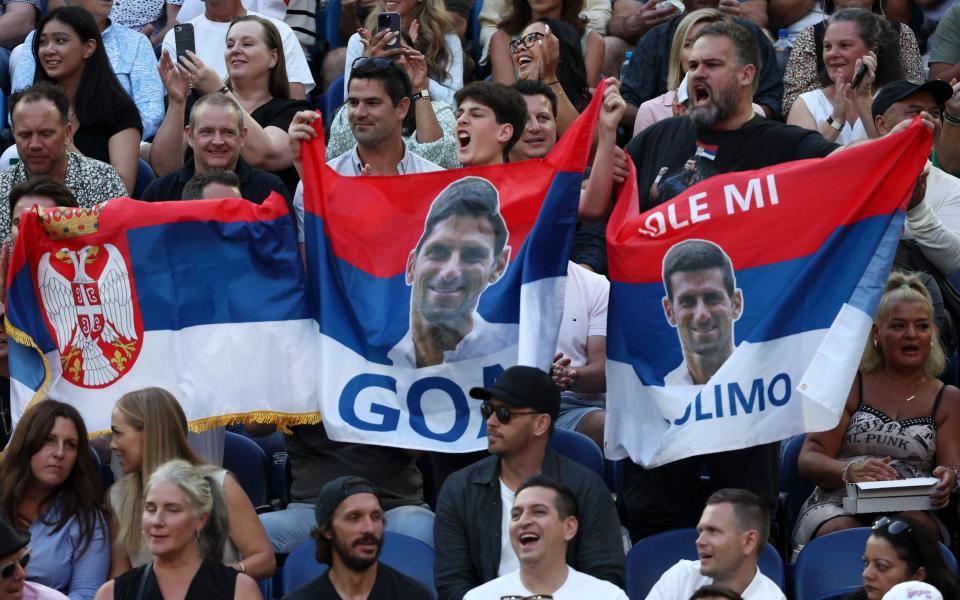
[826,116,844,131]
[412,89,431,102]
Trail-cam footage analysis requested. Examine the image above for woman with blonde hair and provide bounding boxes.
[343,0,463,106]
[95,459,261,600]
[793,272,960,550]
[107,388,274,579]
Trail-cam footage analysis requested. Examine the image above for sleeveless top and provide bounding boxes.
[110,466,241,567]
[792,371,944,547]
[113,559,238,600]
[796,88,869,145]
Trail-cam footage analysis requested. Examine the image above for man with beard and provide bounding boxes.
[625,20,839,212]
[283,476,433,600]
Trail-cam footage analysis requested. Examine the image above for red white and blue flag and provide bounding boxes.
[605,121,932,466]
[6,195,319,435]
[298,85,605,452]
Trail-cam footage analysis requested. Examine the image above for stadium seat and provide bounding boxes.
[549,428,603,477]
[323,76,345,130]
[779,433,813,544]
[282,531,437,597]
[271,451,291,507]
[90,447,114,495]
[223,431,270,510]
[132,159,155,200]
[468,0,484,64]
[625,528,784,600]
[324,0,343,49]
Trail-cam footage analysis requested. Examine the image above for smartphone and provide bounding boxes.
[850,46,877,90]
[377,12,401,51]
[174,24,196,60]
[656,0,685,13]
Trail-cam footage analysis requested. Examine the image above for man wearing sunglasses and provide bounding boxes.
[434,366,624,600]
[0,516,66,600]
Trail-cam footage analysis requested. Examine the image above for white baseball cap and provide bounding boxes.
[882,581,943,600]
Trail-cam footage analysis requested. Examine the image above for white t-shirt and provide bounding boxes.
[497,479,518,576]
[904,163,960,275]
[644,560,786,600]
[176,0,287,22]
[557,261,609,403]
[465,566,628,600]
[160,11,314,92]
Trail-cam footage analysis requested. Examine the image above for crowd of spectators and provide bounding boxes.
[1,0,960,597]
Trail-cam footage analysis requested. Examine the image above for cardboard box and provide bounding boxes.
[842,478,937,514]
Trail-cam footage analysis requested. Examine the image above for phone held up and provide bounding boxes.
[377,12,402,52]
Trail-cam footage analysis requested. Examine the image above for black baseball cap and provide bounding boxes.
[469,365,560,420]
[314,476,380,527]
[872,80,953,118]
[0,515,29,558]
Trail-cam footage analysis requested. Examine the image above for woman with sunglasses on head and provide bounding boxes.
[29,7,143,195]
[0,401,109,600]
[149,16,311,195]
[844,516,960,599]
[490,0,603,90]
[793,273,960,551]
[344,0,462,107]
[107,388,274,580]
[94,460,261,600]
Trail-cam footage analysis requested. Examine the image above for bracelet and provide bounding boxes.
[543,80,560,86]
[946,466,960,493]
[840,459,859,485]
[943,110,960,127]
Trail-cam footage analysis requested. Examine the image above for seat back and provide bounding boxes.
[323,75,345,130]
[626,528,784,600]
[779,434,813,533]
[324,0,343,49]
[794,527,870,599]
[549,428,603,477]
[132,159,155,199]
[223,431,269,509]
[468,0,484,62]
[282,531,436,597]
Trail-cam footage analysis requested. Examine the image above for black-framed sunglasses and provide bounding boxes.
[351,56,395,70]
[480,402,540,424]
[0,549,29,579]
[873,516,911,535]
[509,32,545,54]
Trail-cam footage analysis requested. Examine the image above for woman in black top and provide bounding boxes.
[154,16,310,196]
[93,459,261,600]
[32,7,143,194]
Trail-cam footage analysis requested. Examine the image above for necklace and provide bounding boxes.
[875,371,925,402]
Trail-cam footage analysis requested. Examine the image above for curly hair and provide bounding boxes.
[818,8,902,88]
[365,0,455,83]
[499,0,586,37]
[860,271,945,378]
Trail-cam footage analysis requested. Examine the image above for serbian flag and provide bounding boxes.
[6,195,319,436]
[605,122,931,467]
[299,85,605,452]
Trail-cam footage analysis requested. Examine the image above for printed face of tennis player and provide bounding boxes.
[663,266,742,366]
[405,212,510,331]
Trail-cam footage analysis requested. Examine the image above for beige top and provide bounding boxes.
[109,466,241,567]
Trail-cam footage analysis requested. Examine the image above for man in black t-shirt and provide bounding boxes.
[625,20,839,213]
[282,476,433,600]
[621,20,840,543]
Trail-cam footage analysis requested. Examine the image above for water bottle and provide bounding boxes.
[620,51,633,82]
[774,29,792,74]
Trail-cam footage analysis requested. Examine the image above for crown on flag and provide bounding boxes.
[38,205,102,239]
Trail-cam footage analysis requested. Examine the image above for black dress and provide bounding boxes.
[113,559,238,600]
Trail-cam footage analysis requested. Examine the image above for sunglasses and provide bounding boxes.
[480,402,540,424]
[351,56,395,70]
[0,549,29,579]
[873,516,911,535]
[509,32,545,54]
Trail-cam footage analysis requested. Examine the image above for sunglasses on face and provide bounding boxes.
[0,549,29,579]
[509,32,545,54]
[480,402,540,424]
[873,516,911,535]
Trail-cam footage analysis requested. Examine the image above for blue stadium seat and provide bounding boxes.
[223,431,270,509]
[468,0,484,64]
[271,451,292,506]
[324,0,343,49]
[132,159,155,200]
[282,531,436,597]
[549,427,603,477]
[90,447,114,495]
[323,75,345,130]
[625,528,784,600]
[779,434,813,538]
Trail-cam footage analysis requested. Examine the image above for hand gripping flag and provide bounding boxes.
[6,194,320,436]
[299,83,606,452]
[605,121,932,467]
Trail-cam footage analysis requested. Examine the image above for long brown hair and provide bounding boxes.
[365,0,455,82]
[0,400,105,556]
[225,15,291,100]
[499,0,586,37]
[112,387,203,556]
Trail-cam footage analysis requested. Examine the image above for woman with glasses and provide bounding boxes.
[0,514,70,600]
[844,516,960,599]
[149,16,311,195]
[0,401,109,600]
[490,0,603,90]
[94,460,261,600]
[107,388,274,580]
[343,0,462,107]
[793,272,960,551]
